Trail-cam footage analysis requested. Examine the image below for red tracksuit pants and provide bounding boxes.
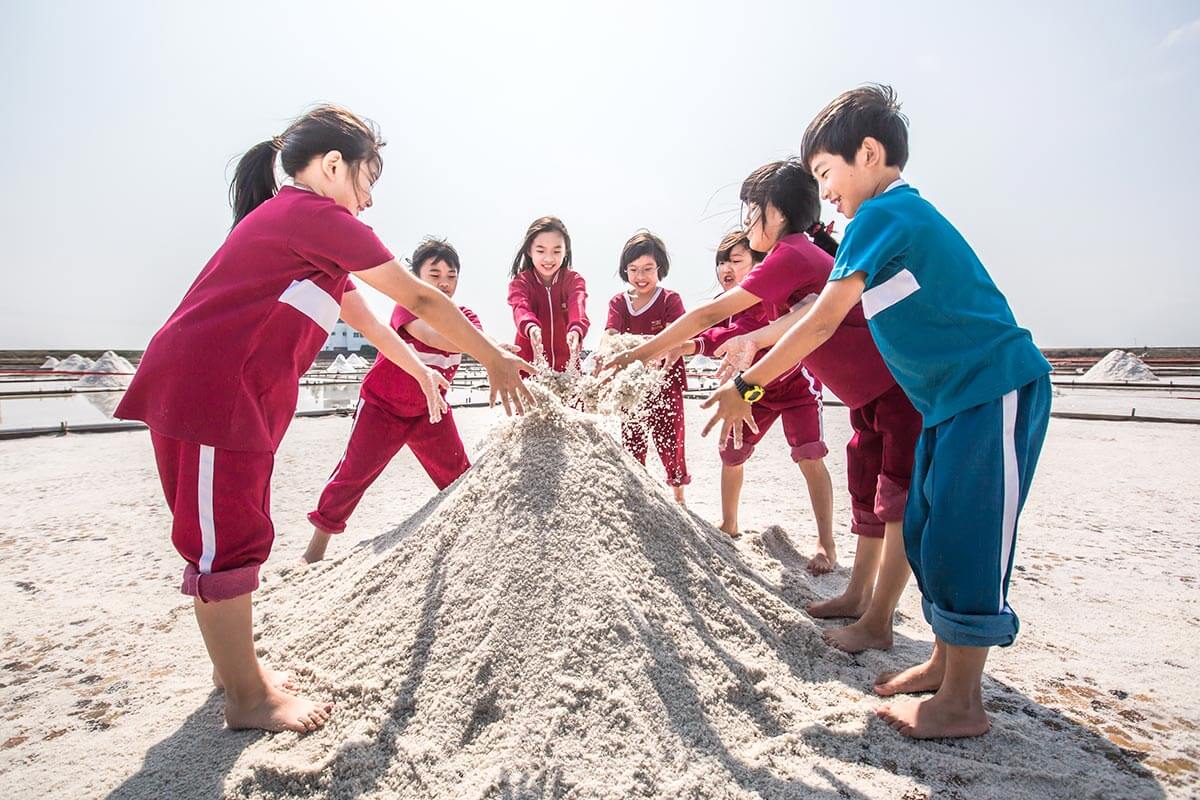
[308,399,470,534]
[621,384,690,487]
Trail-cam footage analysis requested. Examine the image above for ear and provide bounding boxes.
[859,137,886,169]
[321,150,344,179]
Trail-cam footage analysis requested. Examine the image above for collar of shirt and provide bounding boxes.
[884,177,908,193]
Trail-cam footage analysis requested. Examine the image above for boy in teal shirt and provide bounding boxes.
[702,84,1051,739]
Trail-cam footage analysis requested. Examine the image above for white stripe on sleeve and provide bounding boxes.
[861,269,920,320]
[279,279,341,333]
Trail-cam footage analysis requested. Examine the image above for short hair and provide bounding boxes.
[618,229,670,281]
[714,229,764,267]
[801,84,909,171]
[409,237,460,276]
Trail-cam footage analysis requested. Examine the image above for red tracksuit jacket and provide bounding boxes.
[507,268,589,371]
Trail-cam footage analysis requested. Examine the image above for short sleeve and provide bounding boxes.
[739,244,823,307]
[459,306,484,331]
[663,290,686,323]
[605,294,626,331]
[830,204,909,284]
[390,304,417,331]
[290,202,394,276]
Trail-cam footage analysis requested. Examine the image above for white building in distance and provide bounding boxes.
[322,320,368,352]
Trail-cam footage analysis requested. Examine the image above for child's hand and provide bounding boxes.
[484,350,538,415]
[418,368,450,423]
[528,326,547,368]
[700,381,758,450]
[566,330,582,371]
[498,342,521,354]
[713,335,758,383]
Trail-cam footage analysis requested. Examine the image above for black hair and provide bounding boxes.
[510,216,573,278]
[618,229,670,281]
[229,105,385,227]
[739,160,839,257]
[714,229,765,267]
[408,237,461,276]
[801,83,909,172]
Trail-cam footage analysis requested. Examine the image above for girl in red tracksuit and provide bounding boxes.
[304,238,500,562]
[670,230,834,571]
[604,230,690,503]
[506,216,589,371]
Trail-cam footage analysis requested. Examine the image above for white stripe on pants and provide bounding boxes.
[197,445,217,574]
[998,390,1019,612]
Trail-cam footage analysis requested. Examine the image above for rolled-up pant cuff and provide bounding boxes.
[791,441,829,461]
[922,598,1019,648]
[873,473,909,522]
[851,504,885,539]
[181,562,260,603]
[666,473,692,487]
[307,509,346,535]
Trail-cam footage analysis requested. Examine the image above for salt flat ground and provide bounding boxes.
[0,401,1197,798]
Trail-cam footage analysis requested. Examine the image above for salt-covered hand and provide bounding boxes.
[528,326,546,367]
[566,330,582,372]
[485,350,538,416]
[418,368,450,424]
[700,382,759,451]
[498,342,521,355]
[713,334,758,383]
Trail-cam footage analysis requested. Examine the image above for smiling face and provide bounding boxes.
[417,257,459,297]
[744,202,788,253]
[528,231,566,284]
[809,136,896,220]
[625,255,660,297]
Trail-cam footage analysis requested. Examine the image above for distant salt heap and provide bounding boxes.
[1080,349,1158,383]
[39,356,59,369]
[346,353,370,370]
[75,351,136,389]
[689,354,720,372]
[55,354,94,372]
[325,354,357,374]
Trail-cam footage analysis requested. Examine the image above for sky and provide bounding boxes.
[2,0,1198,350]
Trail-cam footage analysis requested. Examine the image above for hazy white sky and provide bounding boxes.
[2,0,1198,349]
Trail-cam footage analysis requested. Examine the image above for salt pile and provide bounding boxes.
[1080,349,1158,383]
[214,379,1136,799]
[40,356,60,369]
[75,351,136,388]
[56,354,94,372]
[689,354,720,373]
[346,353,370,370]
[325,354,357,374]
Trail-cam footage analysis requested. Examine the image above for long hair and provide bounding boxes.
[739,159,839,256]
[229,105,385,227]
[509,216,573,278]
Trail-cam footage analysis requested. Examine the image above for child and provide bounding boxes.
[115,106,534,733]
[704,85,1052,739]
[670,231,834,574]
[304,237,503,562]
[507,216,589,371]
[603,162,922,660]
[604,230,690,503]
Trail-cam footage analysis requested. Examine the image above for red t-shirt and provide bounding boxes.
[359,304,482,418]
[116,187,394,452]
[694,305,821,402]
[605,287,687,392]
[507,269,589,371]
[738,233,895,409]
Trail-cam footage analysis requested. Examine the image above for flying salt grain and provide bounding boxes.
[1080,349,1158,383]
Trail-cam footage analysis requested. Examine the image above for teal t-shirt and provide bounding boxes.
[830,182,1050,426]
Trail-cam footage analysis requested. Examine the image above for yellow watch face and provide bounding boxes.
[742,385,765,403]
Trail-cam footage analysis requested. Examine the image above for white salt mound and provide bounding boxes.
[56,354,94,372]
[689,354,720,372]
[75,351,136,388]
[215,383,1147,799]
[346,354,370,369]
[1080,349,1158,383]
[39,356,59,369]
[325,354,357,374]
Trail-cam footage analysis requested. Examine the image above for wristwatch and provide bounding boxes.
[732,371,765,403]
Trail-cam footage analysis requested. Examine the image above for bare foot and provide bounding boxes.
[225,685,333,733]
[806,547,836,575]
[875,693,991,739]
[823,619,893,653]
[303,530,332,564]
[214,666,293,692]
[806,591,870,619]
[874,656,945,697]
[719,523,741,539]
[672,486,686,505]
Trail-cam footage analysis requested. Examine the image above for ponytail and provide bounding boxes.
[229,138,282,227]
[228,105,385,228]
[806,220,839,257]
